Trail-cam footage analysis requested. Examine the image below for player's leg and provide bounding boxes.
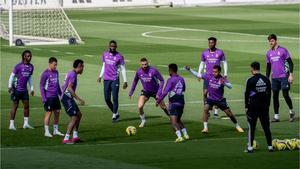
[53,110,64,136]
[44,110,53,137]
[213,106,219,118]
[223,108,244,132]
[9,100,19,130]
[259,109,273,151]
[137,95,149,127]
[72,111,82,143]
[202,102,211,133]
[246,110,258,152]
[22,97,34,129]
[111,79,120,122]
[281,78,294,121]
[103,80,114,113]
[63,116,77,144]
[271,78,281,122]
[169,104,184,143]
[158,101,170,116]
[177,106,189,140]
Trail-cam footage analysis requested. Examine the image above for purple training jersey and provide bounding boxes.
[129,66,164,96]
[156,74,185,106]
[266,46,290,79]
[40,69,62,103]
[203,74,228,101]
[201,48,225,75]
[11,62,34,92]
[62,70,77,94]
[102,50,125,81]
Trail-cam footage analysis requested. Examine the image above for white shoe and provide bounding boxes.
[9,125,16,131]
[139,120,146,128]
[44,132,53,137]
[23,124,34,129]
[53,130,65,136]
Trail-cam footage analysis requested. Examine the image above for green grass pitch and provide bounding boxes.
[1,4,299,169]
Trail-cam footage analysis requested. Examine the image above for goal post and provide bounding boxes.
[0,0,83,46]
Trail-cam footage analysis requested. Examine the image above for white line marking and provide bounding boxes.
[33,48,41,51]
[1,98,299,111]
[71,19,299,40]
[125,59,131,62]
[84,54,94,57]
[65,52,75,55]
[50,50,59,53]
[157,64,168,67]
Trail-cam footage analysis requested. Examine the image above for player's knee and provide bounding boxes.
[282,90,289,98]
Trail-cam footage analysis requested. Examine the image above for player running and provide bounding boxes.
[97,40,128,123]
[61,59,85,144]
[129,58,169,127]
[266,34,295,122]
[198,37,228,118]
[156,63,189,143]
[40,57,64,137]
[185,65,244,133]
[8,50,35,130]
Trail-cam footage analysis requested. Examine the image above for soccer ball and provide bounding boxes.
[285,139,297,150]
[126,126,137,136]
[276,143,287,151]
[296,139,300,149]
[272,139,278,149]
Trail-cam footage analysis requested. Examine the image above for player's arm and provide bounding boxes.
[128,72,139,99]
[67,82,85,105]
[266,78,272,107]
[97,62,105,83]
[185,66,203,79]
[286,57,294,84]
[156,79,172,105]
[57,72,62,97]
[222,60,228,78]
[120,64,128,89]
[28,76,34,96]
[198,61,204,74]
[221,78,232,89]
[156,70,165,97]
[39,73,47,103]
[8,72,15,94]
[266,63,271,78]
[244,78,251,109]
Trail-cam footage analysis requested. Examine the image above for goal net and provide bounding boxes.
[0,0,83,46]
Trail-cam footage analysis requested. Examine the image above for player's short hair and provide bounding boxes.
[109,40,117,45]
[213,65,221,72]
[168,63,178,73]
[49,57,57,64]
[22,50,32,60]
[73,59,84,68]
[250,61,260,70]
[268,34,277,41]
[208,37,217,42]
[140,58,148,62]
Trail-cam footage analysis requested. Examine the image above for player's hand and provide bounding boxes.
[224,75,228,79]
[184,65,190,71]
[123,82,128,89]
[78,99,85,106]
[219,78,224,84]
[8,87,13,94]
[97,77,102,83]
[30,91,34,96]
[155,95,160,100]
[155,103,159,107]
[288,74,293,84]
[129,95,132,100]
[197,78,201,81]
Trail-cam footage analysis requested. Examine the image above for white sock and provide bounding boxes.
[44,125,50,133]
[181,128,188,136]
[268,146,273,150]
[140,114,145,121]
[289,110,294,114]
[214,108,218,115]
[24,117,29,125]
[247,146,253,151]
[175,130,182,138]
[64,134,70,140]
[10,120,14,126]
[73,131,78,138]
[53,124,58,132]
[204,122,208,129]
[112,113,117,118]
[236,123,241,128]
[274,114,279,119]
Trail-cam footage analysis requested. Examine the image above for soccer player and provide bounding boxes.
[245,62,273,153]
[97,40,128,122]
[8,50,35,130]
[266,34,295,122]
[198,37,228,118]
[61,59,85,144]
[185,65,244,133]
[129,58,169,127]
[156,63,189,143]
[40,57,64,137]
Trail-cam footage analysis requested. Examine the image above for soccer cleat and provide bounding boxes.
[244,148,254,153]
[175,137,185,143]
[53,130,65,136]
[184,134,190,140]
[112,114,120,123]
[271,118,280,122]
[62,139,74,145]
[236,126,244,133]
[213,114,220,119]
[289,112,295,122]
[9,125,17,131]
[201,128,208,134]
[23,124,34,129]
[44,132,53,138]
[139,120,146,128]
[268,148,275,152]
[71,137,82,143]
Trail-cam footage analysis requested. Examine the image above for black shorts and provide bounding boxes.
[205,98,229,111]
[272,77,290,91]
[203,79,209,90]
[11,90,29,102]
[61,94,80,117]
[169,104,184,120]
[140,90,157,99]
[44,97,61,112]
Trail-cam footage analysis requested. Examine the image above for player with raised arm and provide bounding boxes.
[185,65,244,133]
[198,37,228,118]
[129,58,169,127]
[8,50,35,130]
[97,40,128,123]
[156,63,189,143]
